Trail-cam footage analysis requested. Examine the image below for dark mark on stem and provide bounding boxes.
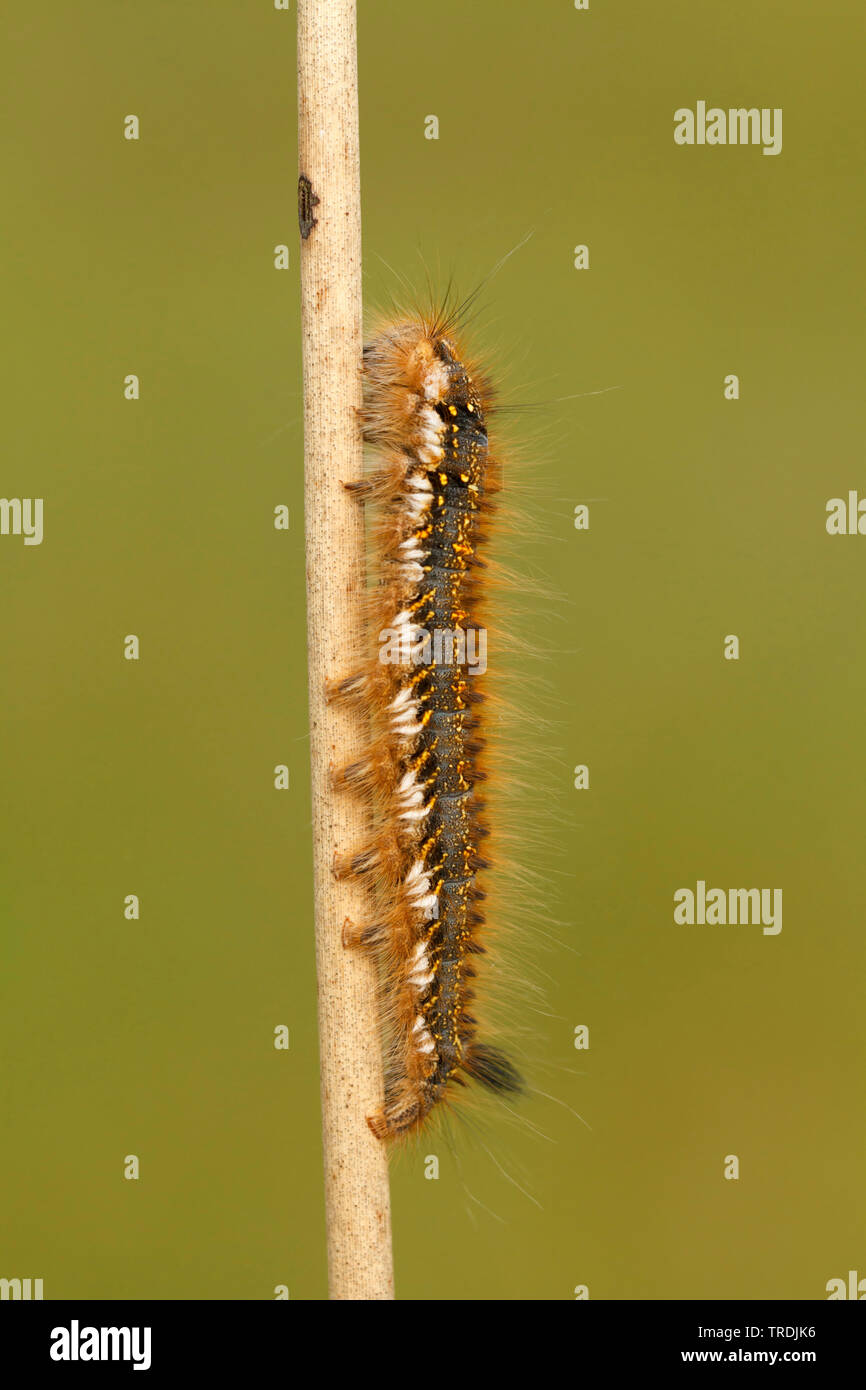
[298,174,320,240]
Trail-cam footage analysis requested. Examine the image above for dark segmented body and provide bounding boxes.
[410,346,488,1115]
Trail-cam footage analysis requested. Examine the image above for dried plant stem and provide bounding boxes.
[297,0,394,1301]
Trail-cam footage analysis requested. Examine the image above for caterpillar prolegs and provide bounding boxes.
[330,311,523,1140]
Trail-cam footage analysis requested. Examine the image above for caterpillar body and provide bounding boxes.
[332,311,522,1141]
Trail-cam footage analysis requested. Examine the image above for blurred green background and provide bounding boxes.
[1,1,863,1300]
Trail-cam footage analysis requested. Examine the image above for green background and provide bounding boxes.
[2,0,863,1300]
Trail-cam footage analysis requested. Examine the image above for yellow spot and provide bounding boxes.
[448,404,458,416]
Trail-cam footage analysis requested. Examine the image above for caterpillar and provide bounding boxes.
[331,304,523,1141]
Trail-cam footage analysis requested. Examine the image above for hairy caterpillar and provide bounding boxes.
[331,303,523,1141]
